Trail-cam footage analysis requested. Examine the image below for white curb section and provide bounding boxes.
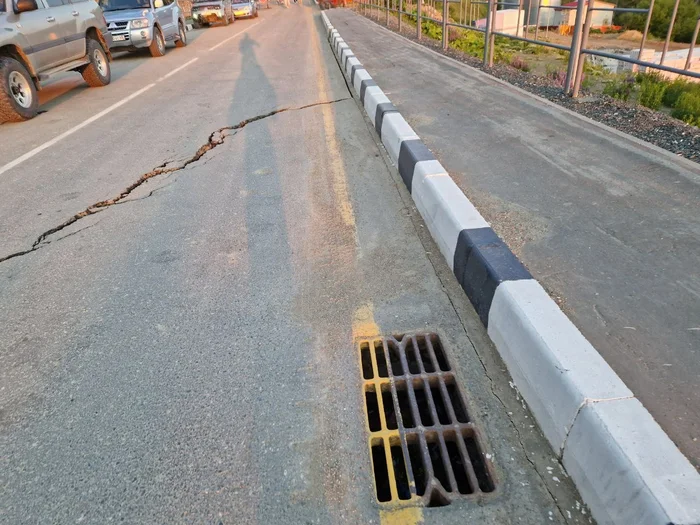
[412,165,489,271]
[380,112,419,164]
[488,279,634,452]
[320,11,700,525]
[564,398,700,525]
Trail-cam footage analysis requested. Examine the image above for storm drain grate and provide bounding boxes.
[359,333,496,507]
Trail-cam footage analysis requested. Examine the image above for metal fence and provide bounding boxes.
[354,0,700,97]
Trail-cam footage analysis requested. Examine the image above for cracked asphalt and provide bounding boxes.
[1,5,592,524]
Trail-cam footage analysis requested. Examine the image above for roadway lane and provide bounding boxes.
[327,9,700,470]
[0,15,273,258]
[0,4,590,523]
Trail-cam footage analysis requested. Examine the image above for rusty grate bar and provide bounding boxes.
[359,333,496,507]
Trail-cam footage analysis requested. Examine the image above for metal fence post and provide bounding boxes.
[483,0,493,65]
[565,0,588,94]
[534,0,542,41]
[661,0,680,66]
[489,0,496,65]
[442,0,448,49]
[399,0,403,30]
[386,0,390,26]
[572,6,593,97]
[638,0,654,56]
[417,0,422,40]
[685,17,700,70]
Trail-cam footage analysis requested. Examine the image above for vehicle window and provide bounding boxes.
[46,0,67,6]
[70,0,89,3]
[232,0,248,4]
[98,0,149,10]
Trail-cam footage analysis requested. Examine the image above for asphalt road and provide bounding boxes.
[0,5,591,524]
[327,9,700,471]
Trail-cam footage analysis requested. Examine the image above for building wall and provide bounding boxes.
[559,1,615,28]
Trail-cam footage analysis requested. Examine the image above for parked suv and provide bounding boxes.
[0,0,112,122]
[100,0,186,57]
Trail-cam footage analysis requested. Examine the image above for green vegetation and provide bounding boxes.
[662,77,700,107]
[599,71,700,125]
[603,74,636,101]
[639,77,666,109]
[671,92,700,125]
[615,0,700,43]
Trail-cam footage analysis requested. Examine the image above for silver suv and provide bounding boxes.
[100,0,186,57]
[0,0,112,122]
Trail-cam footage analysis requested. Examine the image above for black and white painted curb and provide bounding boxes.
[321,12,700,525]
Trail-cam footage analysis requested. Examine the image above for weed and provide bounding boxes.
[635,70,664,84]
[511,56,531,72]
[548,69,567,88]
[639,77,667,109]
[671,92,700,126]
[662,77,700,107]
[584,61,611,78]
[603,74,636,101]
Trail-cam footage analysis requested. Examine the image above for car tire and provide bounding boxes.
[0,56,38,123]
[193,21,201,29]
[175,21,187,47]
[149,26,166,57]
[81,38,111,87]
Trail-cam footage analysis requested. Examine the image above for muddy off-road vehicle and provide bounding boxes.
[191,0,232,28]
[0,0,112,122]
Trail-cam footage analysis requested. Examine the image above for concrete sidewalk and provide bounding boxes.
[326,8,700,471]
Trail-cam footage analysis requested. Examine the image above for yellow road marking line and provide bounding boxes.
[309,16,357,231]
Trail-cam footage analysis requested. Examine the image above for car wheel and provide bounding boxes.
[149,26,166,57]
[0,56,38,122]
[81,38,111,87]
[193,21,202,29]
[175,21,187,47]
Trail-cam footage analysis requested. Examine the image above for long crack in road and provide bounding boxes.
[0,98,349,265]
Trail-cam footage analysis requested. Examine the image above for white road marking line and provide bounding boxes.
[208,22,260,51]
[0,51,204,177]
[0,84,156,177]
[158,57,199,81]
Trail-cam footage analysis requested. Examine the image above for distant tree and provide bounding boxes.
[614,0,700,43]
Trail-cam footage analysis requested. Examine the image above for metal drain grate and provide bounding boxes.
[359,333,496,507]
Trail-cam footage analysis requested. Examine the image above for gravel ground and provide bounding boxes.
[354,10,700,163]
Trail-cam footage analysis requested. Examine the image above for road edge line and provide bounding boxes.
[321,10,700,525]
[0,83,156,178]
[208,21,261,51]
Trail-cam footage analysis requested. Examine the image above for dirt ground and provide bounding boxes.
[539,29,690,52]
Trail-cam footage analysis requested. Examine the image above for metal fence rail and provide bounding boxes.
[352,0,700,97]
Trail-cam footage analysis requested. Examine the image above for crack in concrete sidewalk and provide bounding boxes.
[0,98,349,265]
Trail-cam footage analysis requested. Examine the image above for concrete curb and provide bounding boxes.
[321,11,700,525]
